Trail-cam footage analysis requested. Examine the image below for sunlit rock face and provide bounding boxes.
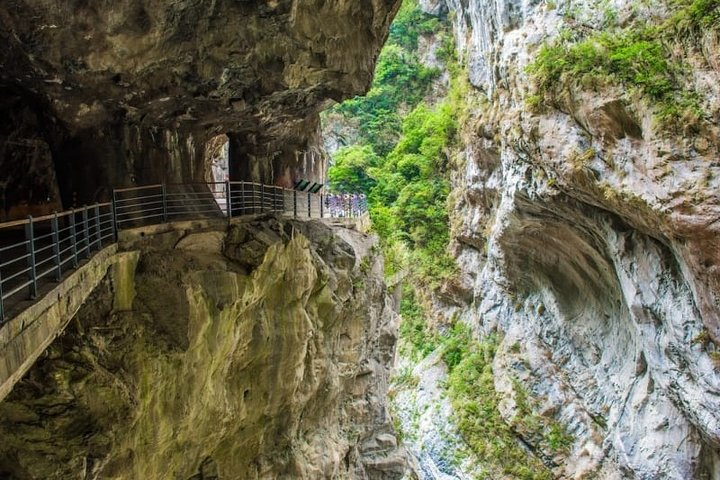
[408,0,720,478]
[0,216,406,479]
[0,0,399,208]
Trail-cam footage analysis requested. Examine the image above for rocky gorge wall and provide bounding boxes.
[397,0,720,478]
[0,0,400,212]
[0,216,406,479]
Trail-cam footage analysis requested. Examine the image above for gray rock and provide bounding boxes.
[401,0,720,478]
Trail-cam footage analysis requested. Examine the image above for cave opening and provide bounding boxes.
[205,134,230,184]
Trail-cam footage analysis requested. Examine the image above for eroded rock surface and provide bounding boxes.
[0,216,405,479]
[402,0,720,478]
[0,0,400,208]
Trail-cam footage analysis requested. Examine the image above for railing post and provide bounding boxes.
[52,213,62,281]
[161,184,168,223]
[94,203,101,249]
[256,184,260,214]
[307,192,311,218]
[111,190,119,240]
[260,184,265,213]
[320,194,324,218]
[25,216,37,299]
[226,180,232,220]
[240,182,245,216]
[70,209,78,267]
[82,207,90,258]
[293,190,297,218]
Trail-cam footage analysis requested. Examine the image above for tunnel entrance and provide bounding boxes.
[204,134,230,184]
[204,134,230,210]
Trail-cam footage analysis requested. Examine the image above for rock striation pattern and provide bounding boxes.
[406,0,720,478]
[0,216,405,479]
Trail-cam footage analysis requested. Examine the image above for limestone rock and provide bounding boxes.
[0,0,399,134]
[402,0,720,478]
[0,216,407,479]
[175,231,225,255]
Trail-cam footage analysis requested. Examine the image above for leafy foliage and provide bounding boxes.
[370,102,456,271]
[329,2,462,399]
[443,329,553,479]
[331,100,457,285]
[440,322,473,370]
[527,0,713,124]
[545,423,575,452]
[398,285,438,359]
[326,0,459,285]
[669,0,720,35]
[388,0,442,50]
[327,145,378,193]
[332,12,441,155]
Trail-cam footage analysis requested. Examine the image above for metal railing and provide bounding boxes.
[0,204,115,323]
[0,181,367,325]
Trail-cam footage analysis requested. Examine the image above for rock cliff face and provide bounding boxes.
[0,0,399,212]
[404,0,720,478]
[0,216,405,479]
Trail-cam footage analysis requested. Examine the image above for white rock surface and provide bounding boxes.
[391,352,486,480]
[410,0,720,478]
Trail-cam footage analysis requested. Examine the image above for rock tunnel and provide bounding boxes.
[0,0,400,216]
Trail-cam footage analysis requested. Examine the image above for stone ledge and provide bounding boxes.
[0,244,122,403]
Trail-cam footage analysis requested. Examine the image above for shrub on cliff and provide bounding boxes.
[527,0,714,126]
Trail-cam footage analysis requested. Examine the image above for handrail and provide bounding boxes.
[113,184,163,193]
[0,181,367,325]
[0,202,114,323]
[0,204,114,229]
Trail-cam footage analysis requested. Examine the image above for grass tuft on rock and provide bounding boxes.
[398,285,439,360]
[526,0,716,126]
[442,325,553,480]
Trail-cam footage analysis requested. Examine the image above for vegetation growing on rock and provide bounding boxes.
[527,0,719,126]
[325,0,459,285]
[442,325,553,480]
[326,0,572,477]
[398,285,439,360]
[329,0,442,156]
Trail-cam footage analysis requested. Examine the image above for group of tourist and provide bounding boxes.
[324,193,368,218]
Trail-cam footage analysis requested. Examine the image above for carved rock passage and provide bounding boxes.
[0,0,400,206]
[0,217,405,479]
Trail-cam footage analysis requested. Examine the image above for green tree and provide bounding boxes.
[388,0,442,50]
[328,1,442,156]
[328,145,378,193]
[325,0,460,283]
